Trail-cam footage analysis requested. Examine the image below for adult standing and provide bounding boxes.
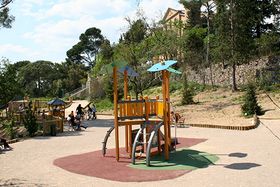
[92,104,97,119]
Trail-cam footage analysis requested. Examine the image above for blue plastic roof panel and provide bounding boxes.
[147,60,177,72]
[167,67,182,74]
[118,66,139,77]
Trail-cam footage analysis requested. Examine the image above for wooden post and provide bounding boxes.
[124,70,129,153]
[166,71,171,143]
[113,67,120,161]
[162,70,169,160]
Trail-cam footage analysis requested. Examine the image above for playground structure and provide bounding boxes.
[102,60,180,166]
[1,98,72,136]
[47,98,66,118]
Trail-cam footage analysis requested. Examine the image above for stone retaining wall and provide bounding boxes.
[186,56,280,86]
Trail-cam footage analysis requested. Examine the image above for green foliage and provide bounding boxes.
[0,0,14,29]
[23,102,38,137]
[66,27,104,67]
[2,118,15,139]
[114,17,161,99]
[256,33,280,56]
[103,76,123,102]
[170,81,183,93]
[182,27,207,71]
[181,75,195,105]
[180,0,202,28]
[241,84,263,117]
[0,59,22,105]
[94,98,113,112]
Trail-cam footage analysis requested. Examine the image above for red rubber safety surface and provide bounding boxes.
[53,138,207,182]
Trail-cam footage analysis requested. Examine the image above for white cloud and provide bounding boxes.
[4,0,184,62]
[0,44,30,54]
[0,44,43,62]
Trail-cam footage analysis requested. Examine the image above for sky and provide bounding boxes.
[0,0,184,63]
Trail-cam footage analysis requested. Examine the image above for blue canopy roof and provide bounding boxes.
[118,66,139,77]
[147,60,177,72]
[47,98,65,105]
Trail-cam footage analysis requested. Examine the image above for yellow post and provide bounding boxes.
[155,95,161,155]
[113,66,120,161]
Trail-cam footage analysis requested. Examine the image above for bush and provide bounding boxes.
[170,81,183,93]
[2,119,16,140]
[23,102,39,137]
[181,75,195,105]
[241,84,263,117]
[94,98,114,112]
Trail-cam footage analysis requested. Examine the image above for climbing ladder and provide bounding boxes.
[131,121,163,166]
[102,126,115,156]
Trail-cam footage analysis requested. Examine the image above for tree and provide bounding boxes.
[0,0,14,29]
[214,0,257,91]
[18,61,59,97]
[182,26,207,84]
[180,0,203,28]
[253,0,277,38]
[181,74,194,105]
[66,27,104,67]
[23,102,38,137]
[92,39,114,77]
[114,18,161,99]
[201,1,216,86]
[241,83,263,117]
[0,59,22,105]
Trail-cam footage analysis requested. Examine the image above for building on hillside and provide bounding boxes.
[162,7,188,37]
[152,8,187,63]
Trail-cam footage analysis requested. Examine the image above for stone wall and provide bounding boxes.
[186,56,280,86]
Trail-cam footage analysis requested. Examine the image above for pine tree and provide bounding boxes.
[181,74,194,105]
[241,84,263,117]
[23,102,38,137]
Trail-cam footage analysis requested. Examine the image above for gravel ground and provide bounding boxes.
[1,114,280,187]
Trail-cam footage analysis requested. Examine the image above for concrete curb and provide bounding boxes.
[180,115,260,131]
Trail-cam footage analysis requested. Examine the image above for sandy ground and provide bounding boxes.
[1,114,280,187]
[172,88,280,126]
[1,93,280,187]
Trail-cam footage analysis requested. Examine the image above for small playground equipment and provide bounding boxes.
[47,98,66,118]
[102,60,181,166]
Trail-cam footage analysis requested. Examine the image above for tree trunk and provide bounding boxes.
[232,61,237,91]
[230,0,237,92]
[206,3,214,87]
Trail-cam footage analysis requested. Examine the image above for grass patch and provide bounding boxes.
[93,98,113,112]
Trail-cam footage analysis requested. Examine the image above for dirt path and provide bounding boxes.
[65,100,89,117]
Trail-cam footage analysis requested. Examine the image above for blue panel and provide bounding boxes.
[118,66,139,77]
[147,60,177,72]
[167,67,182,74]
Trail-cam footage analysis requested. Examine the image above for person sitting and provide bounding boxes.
[68,111,87,131]
[18,104,24,112]
[171,111,185,124]
[0,137,13,151]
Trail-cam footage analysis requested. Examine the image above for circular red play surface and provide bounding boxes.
[54,138,207,182]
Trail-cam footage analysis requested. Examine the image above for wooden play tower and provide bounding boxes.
[102,60,180,166]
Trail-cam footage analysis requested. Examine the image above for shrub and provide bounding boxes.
[241,84,263,117]
[181,75,195,105]
[2,119,16,139]
[94,98,114,112]
[23,102,39,137]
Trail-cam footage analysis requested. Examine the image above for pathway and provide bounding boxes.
[0,117,280,187]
